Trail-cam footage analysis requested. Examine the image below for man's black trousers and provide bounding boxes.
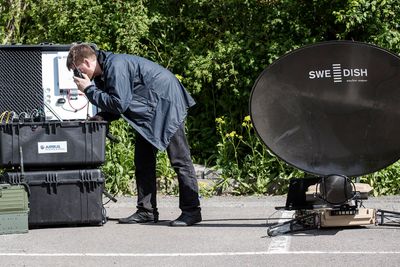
[134,123,201,214]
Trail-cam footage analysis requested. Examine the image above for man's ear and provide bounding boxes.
[83,58,91,67]
[83,58,96,69]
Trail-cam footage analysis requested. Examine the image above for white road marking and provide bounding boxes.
[0,251,400,257]
[267,210,294,252]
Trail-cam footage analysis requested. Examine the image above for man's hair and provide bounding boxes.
[66,43,96,70]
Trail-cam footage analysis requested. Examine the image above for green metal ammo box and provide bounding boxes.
[0,184,29,234]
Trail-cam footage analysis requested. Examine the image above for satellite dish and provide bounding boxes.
[250,41,400,177]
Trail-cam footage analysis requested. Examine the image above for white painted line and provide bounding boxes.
[267,210,294,253]
[0,251,400,257]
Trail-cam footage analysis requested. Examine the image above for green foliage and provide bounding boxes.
[142,0,350,162]
[102,120,135,195]
[1,0,400,196]
[334,0,400,51]
[0,1,26,43]
[361,161,400,196]
[103,120,179,196]
[1,0,150,53]
[156,151,178,195]
[215,116,304,195]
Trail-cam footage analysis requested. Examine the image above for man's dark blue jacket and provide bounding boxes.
[84,50,196,150]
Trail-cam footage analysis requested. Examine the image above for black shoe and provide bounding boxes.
[169,212,202,227]
[118,210,159,224]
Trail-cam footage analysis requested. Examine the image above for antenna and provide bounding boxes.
[249,41,400,235]
[250,41,400,177]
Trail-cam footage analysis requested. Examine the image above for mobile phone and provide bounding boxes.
[73,68,84,79]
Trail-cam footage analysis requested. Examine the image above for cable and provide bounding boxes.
[67,89,88,111]
[61,104,79,113]
[35,108,46,121]
[265,209,281,226]
[103,136,119,205]
[9,111,16,122]
[0,111,8,123]
[86,97,91,120]
[29,109,40,121]
[18,112,28,121]
[5,111,12,123]
[1,111,24,123]
[43,102,63,122]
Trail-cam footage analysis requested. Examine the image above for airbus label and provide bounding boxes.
[308,64,368,83]
[38,141,68,154]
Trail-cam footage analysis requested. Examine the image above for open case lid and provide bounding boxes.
[0,43,98,120]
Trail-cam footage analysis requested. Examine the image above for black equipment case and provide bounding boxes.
[0,121,107,169]
[0,169,106,227]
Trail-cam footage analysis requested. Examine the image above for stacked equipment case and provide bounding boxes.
[0,44,107,228]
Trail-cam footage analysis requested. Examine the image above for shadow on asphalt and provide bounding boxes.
[106,216,270,227]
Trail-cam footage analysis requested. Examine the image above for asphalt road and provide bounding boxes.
[1,195,400,266]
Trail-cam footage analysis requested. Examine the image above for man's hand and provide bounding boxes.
[88,114,104,121]
[89,112,121,122]
[73,73,91,92]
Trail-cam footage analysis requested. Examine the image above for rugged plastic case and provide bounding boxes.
[1,169,106,227]
[0,121,107,169]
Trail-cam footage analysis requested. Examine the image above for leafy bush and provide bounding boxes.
[214,116,304,195]
[103,119,182,196]
[361,161,400,196]
[1,0,400,196]
[102,120,135,195]
[1,0,150,54]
